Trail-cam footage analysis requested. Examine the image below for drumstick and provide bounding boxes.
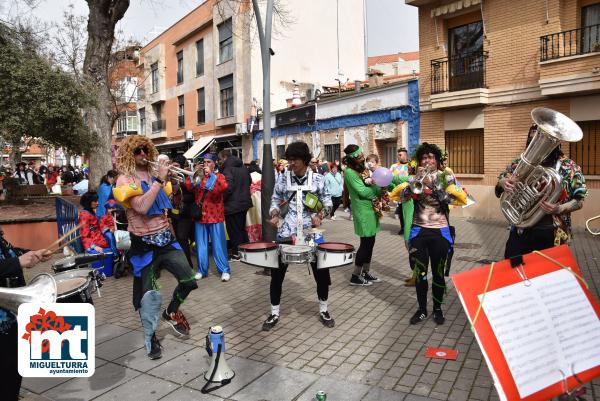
[45,235,81,255]
[45,224,82,251]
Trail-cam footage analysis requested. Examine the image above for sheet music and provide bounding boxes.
[479,269,600,398]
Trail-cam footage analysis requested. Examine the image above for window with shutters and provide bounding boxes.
[571,120,600,175]
[178,96,185,128]
[197,88,205,124]
[151,63,159,93]
[324,144,341,164]
[218,19,233,63]
[176,51,184,84]
[444,129,484,174]
[219,75,234,118]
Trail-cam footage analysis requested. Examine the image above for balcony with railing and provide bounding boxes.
[539,24,600,96]
[428,51,489,109]
[431,51,488,94]
[540,24,600,61]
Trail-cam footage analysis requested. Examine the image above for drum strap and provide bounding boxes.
[292,174,308,186]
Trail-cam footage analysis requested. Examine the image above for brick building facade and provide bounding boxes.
[131,0,366,161]
[407,0,600,227]
[253,79,420,168]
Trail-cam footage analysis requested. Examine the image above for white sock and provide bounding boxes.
[271,304,280,316]
[319,300,328,314]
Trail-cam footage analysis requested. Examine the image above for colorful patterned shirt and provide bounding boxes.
[390,162,410,177]
[185,173,228,224]
[497,157,587,242]
[270,170,332,239]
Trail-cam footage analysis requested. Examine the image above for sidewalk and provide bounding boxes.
[20,213,600,401]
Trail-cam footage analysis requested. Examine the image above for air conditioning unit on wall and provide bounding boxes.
[235,123,248,135]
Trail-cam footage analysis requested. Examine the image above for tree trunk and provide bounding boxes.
[9,141,21,167]
[83,0,129,190]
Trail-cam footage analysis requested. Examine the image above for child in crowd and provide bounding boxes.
[363,154,391,219]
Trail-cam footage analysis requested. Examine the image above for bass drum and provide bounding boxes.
[54,268,95,304]
[316,242,355,269]
[238,242,279,269]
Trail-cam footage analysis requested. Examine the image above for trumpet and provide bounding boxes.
[410,166,435,195]
[144,158,199,183]
[586,215,600,236]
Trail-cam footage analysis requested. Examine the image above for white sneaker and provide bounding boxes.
[330,215,336,221]
[194,272,203,280]
[344,208,350,213]
[221,273,231,282]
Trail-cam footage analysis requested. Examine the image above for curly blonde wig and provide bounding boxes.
[116,135,158,178]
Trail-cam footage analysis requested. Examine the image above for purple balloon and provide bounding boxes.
[372,167,393,187]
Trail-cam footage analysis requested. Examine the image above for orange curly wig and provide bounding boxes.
[116,135,158,178]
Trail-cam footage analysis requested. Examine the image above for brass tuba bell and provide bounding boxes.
[0,274,57,313]
[500,108,583,228]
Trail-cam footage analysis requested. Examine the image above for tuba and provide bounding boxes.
[0,273,57,313]
[500,108,583,228]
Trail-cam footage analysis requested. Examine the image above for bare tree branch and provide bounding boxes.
[50,4,87,82]
[214,0,294,45]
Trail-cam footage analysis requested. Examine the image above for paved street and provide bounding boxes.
[20,212,600,401]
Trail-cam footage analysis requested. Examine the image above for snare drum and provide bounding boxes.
[54,268,95,304]
[280,245,313,264]
[52,256,78,273]
[238,242,279,269]
[316,242,355,269]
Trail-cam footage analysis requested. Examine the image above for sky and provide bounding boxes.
[1,0,418,56]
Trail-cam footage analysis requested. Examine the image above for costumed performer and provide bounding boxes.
[400,143,467,325]
[114,135,198,360]
[263,141,333,331]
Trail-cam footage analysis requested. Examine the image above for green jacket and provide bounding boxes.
[345,168,382,237]
[345,170,408,237]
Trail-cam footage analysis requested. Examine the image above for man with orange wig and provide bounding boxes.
[114,136,197,360]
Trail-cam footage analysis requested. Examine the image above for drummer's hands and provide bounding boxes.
[269,214,279,229]
[39,249,53,261]
[18,251,43,268]
[157,158,169,182]
[311,215,322,227]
